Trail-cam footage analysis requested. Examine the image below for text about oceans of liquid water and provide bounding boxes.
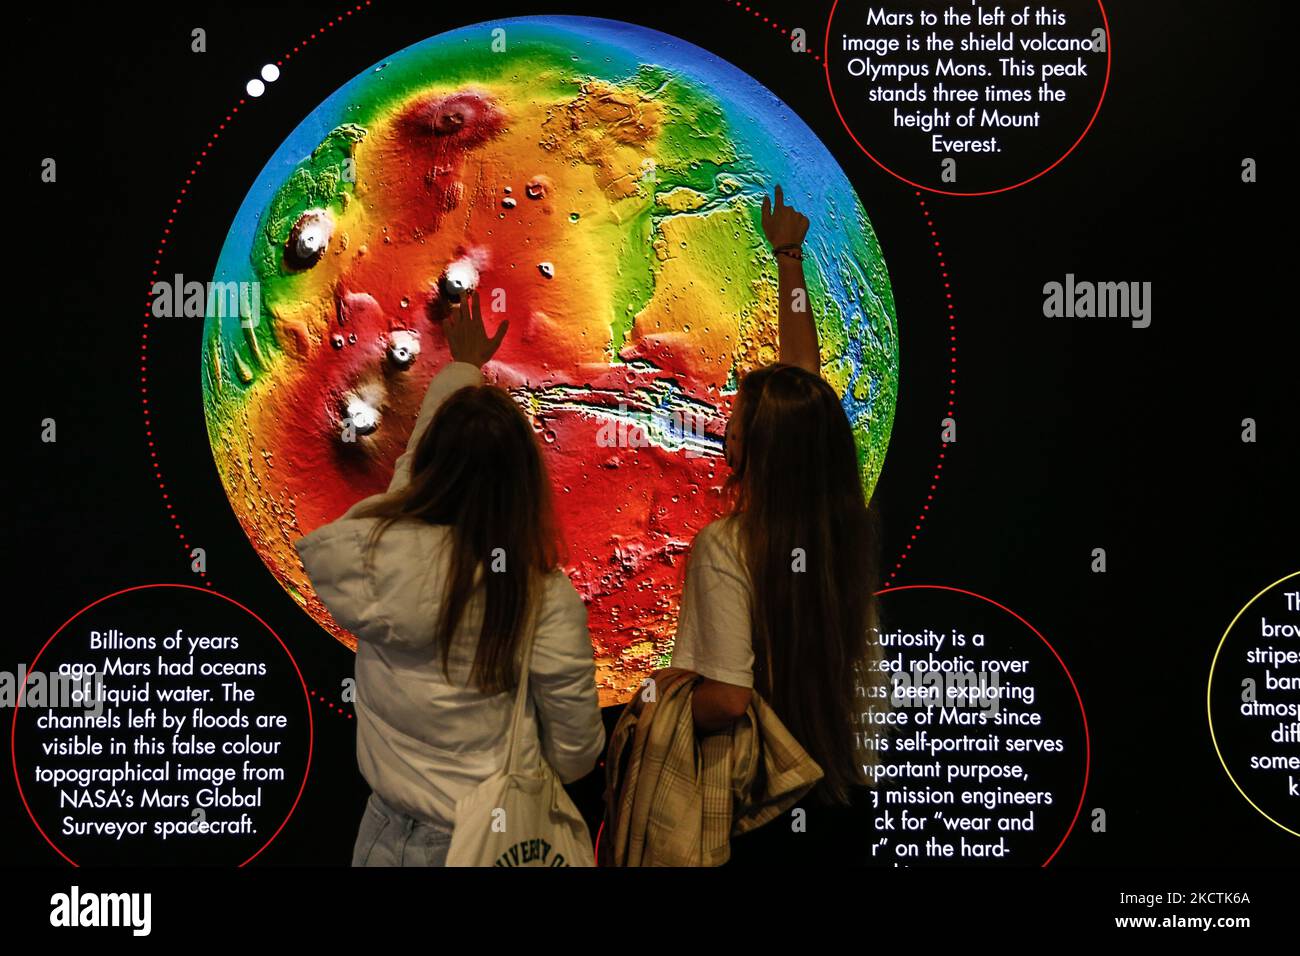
[12,587,309,864]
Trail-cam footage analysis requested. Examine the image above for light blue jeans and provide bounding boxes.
[352,792,453,867]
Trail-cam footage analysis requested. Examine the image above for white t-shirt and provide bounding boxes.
[669,516,756,688]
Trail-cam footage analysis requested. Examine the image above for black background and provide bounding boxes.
[6,0,1295,920]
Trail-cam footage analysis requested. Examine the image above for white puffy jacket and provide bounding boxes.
[294,361,605,827]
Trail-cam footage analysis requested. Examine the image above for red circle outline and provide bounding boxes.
[876,584,1090,865]
[823,1,1112,197]
[10,583,315,867]
[599,585,1090,866]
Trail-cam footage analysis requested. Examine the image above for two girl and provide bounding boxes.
[296,186,882,866]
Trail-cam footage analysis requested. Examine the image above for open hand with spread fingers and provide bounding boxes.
[445,289,509,368]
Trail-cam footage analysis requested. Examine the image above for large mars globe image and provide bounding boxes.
[202,16,898,704]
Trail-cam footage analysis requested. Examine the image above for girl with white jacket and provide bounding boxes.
[295,291,605,866]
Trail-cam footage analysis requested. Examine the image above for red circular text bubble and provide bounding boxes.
[824,0,1111,196]
[11,584,313,866]
[876,585,1090,865]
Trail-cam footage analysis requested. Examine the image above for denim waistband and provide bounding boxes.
[368,791,453,834]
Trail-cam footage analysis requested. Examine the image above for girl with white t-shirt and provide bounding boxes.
[667,187,885,859]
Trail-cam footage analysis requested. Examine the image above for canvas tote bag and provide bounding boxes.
[444,597,595,867]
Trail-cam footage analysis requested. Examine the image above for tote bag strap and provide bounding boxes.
[503,581,543,775]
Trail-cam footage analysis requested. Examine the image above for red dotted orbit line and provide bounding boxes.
[888,195,956,587]
[311,688,356,719]
[140,2,373,718]
[717,0,958,585]
[725,0,824,61]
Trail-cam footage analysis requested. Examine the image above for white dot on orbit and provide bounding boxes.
[246,78,266,97]
[261,63,280,82]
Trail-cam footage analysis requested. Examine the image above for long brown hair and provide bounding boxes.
[726,363,884,804]
[351,384,559,695]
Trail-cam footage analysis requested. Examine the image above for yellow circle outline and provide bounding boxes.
[1207,569,1300,838]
